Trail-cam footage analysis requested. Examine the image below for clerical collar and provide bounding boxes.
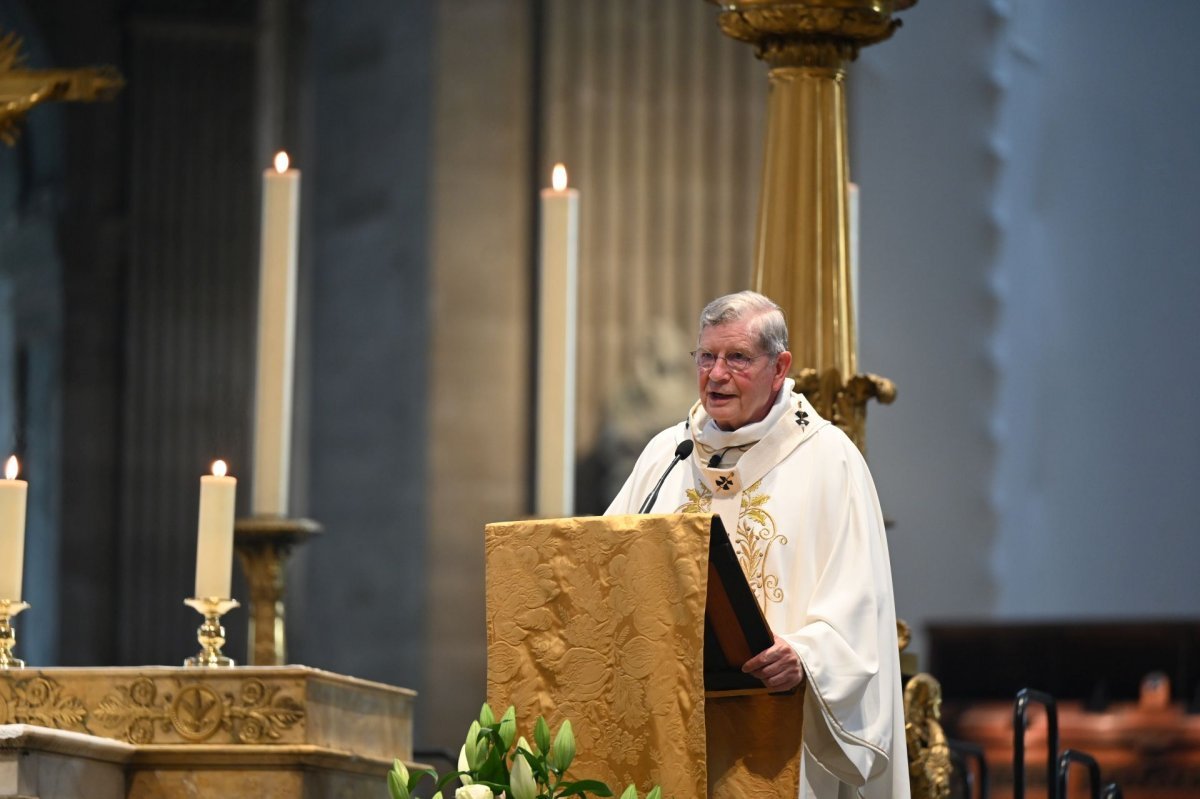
[688,378,796,468]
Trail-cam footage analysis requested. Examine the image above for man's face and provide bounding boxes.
[696,320,792,431]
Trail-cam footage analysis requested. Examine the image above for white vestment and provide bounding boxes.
[606,379,910,799]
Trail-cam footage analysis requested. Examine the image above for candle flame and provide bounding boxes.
[274,151,290,173]
[551,163,568,191]
[4,456,17,480]
[212,460,228,478]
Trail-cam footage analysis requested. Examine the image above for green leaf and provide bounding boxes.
[534,715,551,755]
[434,771,471,792]
[555,779,614,798]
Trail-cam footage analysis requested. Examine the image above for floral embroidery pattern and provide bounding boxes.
[677,483,713,514]
[675,480,786,609]
[735,480,787,607]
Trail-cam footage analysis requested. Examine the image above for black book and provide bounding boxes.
[703,515,779,695]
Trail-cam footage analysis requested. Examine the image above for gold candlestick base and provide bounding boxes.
[183,597,240,667]
[0,599,30,669]
[235,516,321,666]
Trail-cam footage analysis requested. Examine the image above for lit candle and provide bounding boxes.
[0,456,27,601]
[195,460,237,599]
[535,164,580,518]
[253,151,300,516]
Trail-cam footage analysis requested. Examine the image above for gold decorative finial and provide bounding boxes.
[904,672,952,799]
[0,30,124,146]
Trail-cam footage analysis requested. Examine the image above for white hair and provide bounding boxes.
[698,291,789,356]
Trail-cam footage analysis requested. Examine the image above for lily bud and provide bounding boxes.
[646,788,662,799]
[457,744,474,785]
[498,706,517,749]
[510,751,538,799]
[516,736,532,756]
[392,759,410,785]
[465,720,484,769]
[479,703,496,727]
[550,720,575,772]
[387,769,410,799]
[534,716,551,755]
[619,785,638,799]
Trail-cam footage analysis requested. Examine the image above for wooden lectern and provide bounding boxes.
[485,513,804,799]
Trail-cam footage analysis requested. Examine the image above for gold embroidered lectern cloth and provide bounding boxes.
[485,513,802,799]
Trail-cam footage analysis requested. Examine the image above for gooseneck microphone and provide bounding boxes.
[638,439,695,513]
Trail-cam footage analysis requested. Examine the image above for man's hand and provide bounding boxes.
[742,634,806,692]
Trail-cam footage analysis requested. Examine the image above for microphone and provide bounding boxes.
[638,439,695,514]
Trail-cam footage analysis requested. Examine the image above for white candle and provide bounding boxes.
[253,151,300,517]
[0,456,28,601]
[848,181,860,349]
[195,460,237,599]
[535,164,580,518]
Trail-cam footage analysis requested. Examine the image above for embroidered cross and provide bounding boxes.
[795,409,809,428]
[715,475,734,491]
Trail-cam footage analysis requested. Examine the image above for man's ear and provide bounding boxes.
[772,351,793,389]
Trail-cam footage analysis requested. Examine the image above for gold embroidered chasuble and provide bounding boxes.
[605,383,910,799]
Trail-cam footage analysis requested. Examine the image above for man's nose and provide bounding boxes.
[708,357,732,379]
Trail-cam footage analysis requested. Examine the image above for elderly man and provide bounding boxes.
[606,291,909,799]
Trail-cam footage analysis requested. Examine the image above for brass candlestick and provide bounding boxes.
[0,599,29,668]
[234,516,321,665]
[183,597,240,667]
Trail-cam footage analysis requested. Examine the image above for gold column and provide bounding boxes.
[706,1,912,451]
[706,6,951,797]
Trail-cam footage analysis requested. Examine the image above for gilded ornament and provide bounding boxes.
[170,684,225,741]
[904,673,952,799]
[0,30,124,146]
[794,369,895,456]
[708,0,916,63]
[0,671,87,729]
[93,676,305,744]
[0,675,88,730]
[228,679,305,742]
[896,619,912,652]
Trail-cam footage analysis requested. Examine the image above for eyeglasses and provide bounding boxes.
[691,349,769,373]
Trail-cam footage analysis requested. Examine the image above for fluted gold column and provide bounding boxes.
[706,0,912,451]
[755,45,856,380]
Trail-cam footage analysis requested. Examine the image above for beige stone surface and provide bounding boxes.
[0,724,132,799]
[0,666,413,763]
[0,667,419,798]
